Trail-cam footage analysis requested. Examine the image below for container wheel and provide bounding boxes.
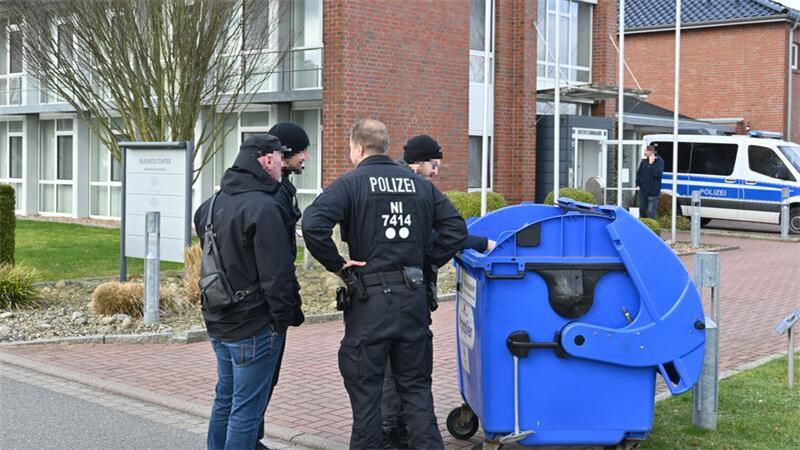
[447,405,479,440]
[605,438,642,450]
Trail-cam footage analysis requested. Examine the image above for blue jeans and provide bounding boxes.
[638,192,659,219]
[207,324,285,450]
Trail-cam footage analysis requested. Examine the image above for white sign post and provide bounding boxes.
[119,141,193,280]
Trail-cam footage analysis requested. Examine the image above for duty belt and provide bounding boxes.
[360,270,406,287]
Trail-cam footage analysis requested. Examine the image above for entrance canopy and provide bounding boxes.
[537,83,651,103]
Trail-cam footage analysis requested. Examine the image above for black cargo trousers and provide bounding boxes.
[339,282,443,450]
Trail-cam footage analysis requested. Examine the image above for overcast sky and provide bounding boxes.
[777,0,800,12]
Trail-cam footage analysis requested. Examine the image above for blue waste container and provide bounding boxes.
[446,198,706,447]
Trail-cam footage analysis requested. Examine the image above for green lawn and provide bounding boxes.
[15,220,184,281]
[643,353,800,449]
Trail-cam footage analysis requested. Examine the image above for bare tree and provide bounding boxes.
[6,0,288,180]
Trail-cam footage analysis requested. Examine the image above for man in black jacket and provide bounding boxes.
[302,119,467,449]
[194,134,303,450]
[636,144,665,219]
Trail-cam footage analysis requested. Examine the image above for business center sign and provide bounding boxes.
[121,142,193,265]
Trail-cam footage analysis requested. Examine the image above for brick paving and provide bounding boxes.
[0,233,797,448]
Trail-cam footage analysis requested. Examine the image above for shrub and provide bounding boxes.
[640,217,662,236]
[0,263,39,309]
[183,243,202,305]
[444,191,507,219]
[91,281,192,317]
[657,192,673,218]
[542,188,596,206]
[657,215,691,231]
[0,184,15,265]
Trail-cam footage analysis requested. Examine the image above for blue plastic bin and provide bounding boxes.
[450,198,706,447]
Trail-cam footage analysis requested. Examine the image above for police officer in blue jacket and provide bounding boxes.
[302,119,467,449]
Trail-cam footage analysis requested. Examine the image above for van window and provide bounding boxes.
[690,143,737,176]
[749,146,796,182]
[653,141,691,173]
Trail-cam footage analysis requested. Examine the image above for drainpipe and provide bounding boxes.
[789,18,799,142]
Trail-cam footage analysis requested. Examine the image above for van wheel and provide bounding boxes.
[700,218,712,227]
[789,206,800,235]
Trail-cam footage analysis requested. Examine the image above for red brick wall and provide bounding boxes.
[624,23,790,138]
[321,0,469,190]
[492,0,538,204]
[591,0,618,120]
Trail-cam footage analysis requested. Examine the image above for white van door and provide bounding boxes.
[740,144,796,224]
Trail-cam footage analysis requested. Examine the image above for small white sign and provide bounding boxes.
[622,168,630,183]
[460,272,477,308]
[124,147,189,263]
[458,301,476,350]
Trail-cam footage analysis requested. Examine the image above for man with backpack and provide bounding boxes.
[194,134,304,450]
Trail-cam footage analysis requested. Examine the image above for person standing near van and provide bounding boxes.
[636,144,664,219]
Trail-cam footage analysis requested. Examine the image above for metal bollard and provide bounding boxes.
[144,211,161,324]
[692,252,720,430]
[691,190,701,249]
[781,188,790,240]
[775,308,799,389]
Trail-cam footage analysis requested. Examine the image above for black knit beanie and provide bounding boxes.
[403,135,443,164]
[268,122,311,156]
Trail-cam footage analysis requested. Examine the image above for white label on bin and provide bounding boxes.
[460,343,470,375]
[458,302,475,349]
[460,273,477,308]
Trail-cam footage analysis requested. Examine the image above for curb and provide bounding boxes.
[654,350,794,403]
[0,350,347,450]
[699,229,800,243]
[0,329,209,347]
[674,244,740,257]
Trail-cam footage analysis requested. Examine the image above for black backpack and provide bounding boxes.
[198,192,259,312]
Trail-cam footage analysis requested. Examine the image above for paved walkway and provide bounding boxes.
[1,233,797,449]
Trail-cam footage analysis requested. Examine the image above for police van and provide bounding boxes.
[642,133,800,234]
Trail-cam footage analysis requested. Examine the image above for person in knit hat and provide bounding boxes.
[399,134,443,178]
[253,121,311,449]
[383,134,496,448]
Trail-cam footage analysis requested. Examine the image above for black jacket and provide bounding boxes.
[194,152,302,341]
[636,155,665,197]
[274,176,304,322]
[302,154,467,274]
[396,159,488,252]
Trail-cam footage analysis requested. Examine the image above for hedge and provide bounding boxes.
[542,188,596,206]
[444,191,507,219]
[0,184,16,265]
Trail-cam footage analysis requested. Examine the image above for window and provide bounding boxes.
[792,43,798,71]
[469,0,494,84]
[653,141,691,173]
[8,19,23,74]
[213,111,269,190]
[90,120,124,218]
[1,17,24,106]
[290,108,322,212]
[39,119,75,215]
[536,0,592,90]
[291,0,323,89]
[749,145,795,182]
[690,143,738,176]
[0,121,24,210]
[468,136,493,190]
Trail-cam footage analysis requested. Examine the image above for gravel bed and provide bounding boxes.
[0,264,458,343]
[669,241,737,256]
